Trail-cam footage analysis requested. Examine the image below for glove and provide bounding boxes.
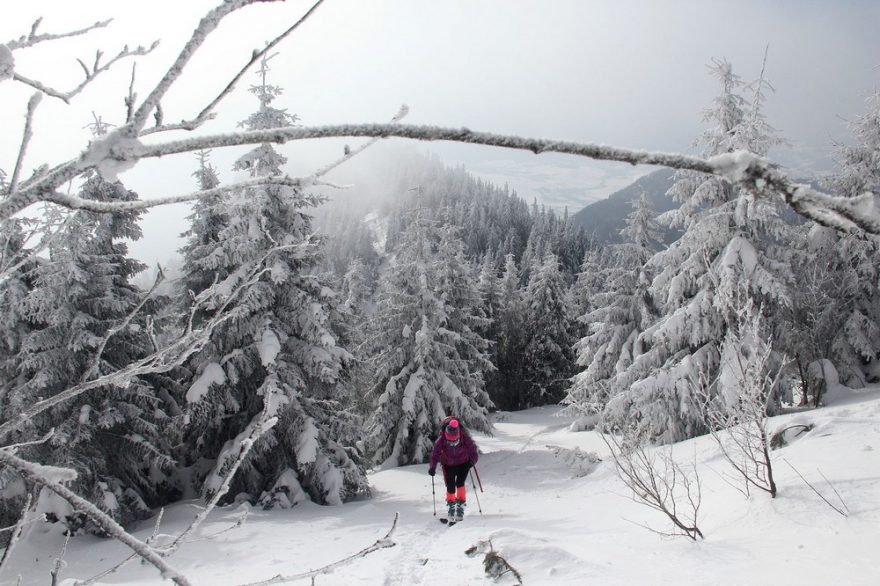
[428,468,436,476]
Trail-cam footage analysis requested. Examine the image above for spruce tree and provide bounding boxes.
[180,56,367,507]
[363,210,493,467]
[603,58,792,442]
[11,145,169,529]
[520,252,575,407]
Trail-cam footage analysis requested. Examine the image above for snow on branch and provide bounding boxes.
[238,512,398,586]
[5,17,113,50]
[141,0,326,136]
[127,0,287,134]
[0,493,31,578]
[125,125,880,235]
[44,176,304,213]
[6,92,41,196]
[0,450,192,586]
[11,42,159,104]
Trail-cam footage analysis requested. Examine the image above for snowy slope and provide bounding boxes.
[5,390,880,585]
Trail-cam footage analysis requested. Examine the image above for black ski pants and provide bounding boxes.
[442,463,470,494]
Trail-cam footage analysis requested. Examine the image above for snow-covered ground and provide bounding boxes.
[6,388,880,585]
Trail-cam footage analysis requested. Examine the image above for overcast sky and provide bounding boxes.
[2,0,879,265]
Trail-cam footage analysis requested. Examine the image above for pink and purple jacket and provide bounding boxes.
[429,432,479,470]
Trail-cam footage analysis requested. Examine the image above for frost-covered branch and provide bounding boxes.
[6,92,42,196]
[0,494,32,578]
[44,176,304,213]
[127,0,285,135]
[158,410,277,557]
[11,42,158,104]
[238,513,399,586]
[5,17,112,50]
[49,533,71,586]
[81,267,165,382]
[142,0,326,135]
[0,450,192,586]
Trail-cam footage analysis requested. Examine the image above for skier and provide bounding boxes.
[428,417,479,523]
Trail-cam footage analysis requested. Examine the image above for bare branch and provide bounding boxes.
[0,450,192,586]
[6,92,42,195]
[5,18,113,50]
[142,0,327,136]
[784,459,847,517]
[238,513,399,586]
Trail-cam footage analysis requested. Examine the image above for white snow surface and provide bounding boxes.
[6,389,880,585]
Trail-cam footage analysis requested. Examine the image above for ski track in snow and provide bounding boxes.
[382,522,435,586]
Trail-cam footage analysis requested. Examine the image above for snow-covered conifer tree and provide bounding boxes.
[564,194,661,425]
[603,58,793,441]
[520,252,575,407]
[489,253,529,409]
[363,209,493,467]
[180,57,366,507]
[811,91,880,388]
[11,154,168,529]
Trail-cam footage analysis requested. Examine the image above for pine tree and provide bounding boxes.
[180,56,367,507]
[363,210,493,467]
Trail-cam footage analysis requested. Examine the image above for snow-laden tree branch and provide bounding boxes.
[5,124,877,237]
[44,176,304,213]
[0,450,192,586]
[7,92,41,196]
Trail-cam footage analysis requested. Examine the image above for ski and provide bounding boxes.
[439,518,457,526]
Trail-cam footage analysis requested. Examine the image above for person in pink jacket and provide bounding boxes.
[428,417,479,522]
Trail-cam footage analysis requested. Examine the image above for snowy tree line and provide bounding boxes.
[0,2,879,581]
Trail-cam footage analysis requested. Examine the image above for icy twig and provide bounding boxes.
[158,409,277,557]
[602,430,704,540]
[142,0,326,135]
[6,93,42,196]
[2,428,55,451]
[74,509,166,586]
[81,265,165,382]
[783,459,847,517]
[127,0,286,134]
[5,17,112,50]
[0,450,192,586]
[49,532,71,586]
[0,494,32,577]
[238,513,399,586]
[12,42,158,104]
[816,468,850,514]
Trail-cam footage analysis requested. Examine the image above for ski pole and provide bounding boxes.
[473,465,484,492]
[431,474,437,517]
[469,469,483,515]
